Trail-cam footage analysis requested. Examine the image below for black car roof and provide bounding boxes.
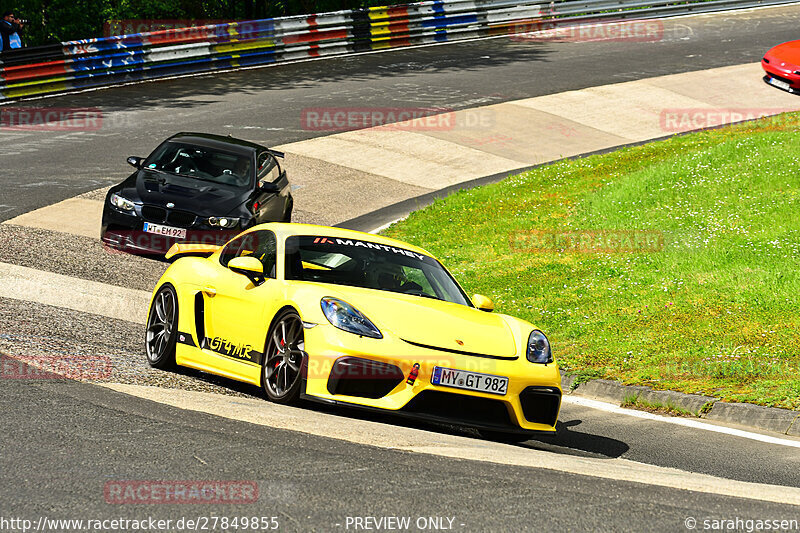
[167,132,268,156]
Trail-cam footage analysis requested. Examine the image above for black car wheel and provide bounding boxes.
[262,309,305,404]
[145,284,178,369]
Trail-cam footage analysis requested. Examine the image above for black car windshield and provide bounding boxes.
[145,142,253,187]
[284,235,472,306]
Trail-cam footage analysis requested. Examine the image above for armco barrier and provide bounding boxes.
[0,0,796,101]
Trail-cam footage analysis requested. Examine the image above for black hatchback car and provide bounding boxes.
[101,132,293,255]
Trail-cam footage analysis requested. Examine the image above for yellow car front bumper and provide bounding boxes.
[302,324,562,433]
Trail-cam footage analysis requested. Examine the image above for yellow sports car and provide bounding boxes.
[146,223,561,440]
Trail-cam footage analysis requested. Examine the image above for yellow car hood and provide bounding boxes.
[333,287,518,358]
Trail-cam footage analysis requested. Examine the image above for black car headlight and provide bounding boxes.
[207,216,239,228]
[526,330,552,364]
[320,297,382,339]
[110,193,135,212]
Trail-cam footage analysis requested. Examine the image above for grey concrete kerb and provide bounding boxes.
[561,370,800,437]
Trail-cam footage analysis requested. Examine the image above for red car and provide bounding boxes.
[762,40,800,94]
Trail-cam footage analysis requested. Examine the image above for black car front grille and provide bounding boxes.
[141,205,167,223]
[401,390,513,428]
[167,210,197,227]
[140,205,196,227]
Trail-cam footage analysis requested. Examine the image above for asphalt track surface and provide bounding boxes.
[1,367,799,533]
[2,6,800,531]
[2,6,800,220]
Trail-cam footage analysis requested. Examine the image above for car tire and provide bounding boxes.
[478,429,535,443]
[145,284,179,369]
[262,309,305,404]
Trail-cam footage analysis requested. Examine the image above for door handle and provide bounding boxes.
[201,286,216,297]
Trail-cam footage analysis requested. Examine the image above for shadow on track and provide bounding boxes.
[168,364,629,459]
[17,39,552,112]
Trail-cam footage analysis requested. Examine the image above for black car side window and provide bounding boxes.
[257,152,280,183]
[220,230,278,279]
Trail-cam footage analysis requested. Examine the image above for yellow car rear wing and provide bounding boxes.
[165,243,221,261]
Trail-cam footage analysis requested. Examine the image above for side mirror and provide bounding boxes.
[127,156,144,168]
[472,294,494,312]
[259,180,280,193]
[228,256,265,285]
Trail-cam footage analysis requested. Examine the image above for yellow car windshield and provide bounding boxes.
[284,235,471,306]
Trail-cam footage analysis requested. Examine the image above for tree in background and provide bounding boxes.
[8,0,392,46]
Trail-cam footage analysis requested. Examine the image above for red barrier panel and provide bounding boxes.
[1,60,69,82]
[387,6,411,36]
[283,27,350,44]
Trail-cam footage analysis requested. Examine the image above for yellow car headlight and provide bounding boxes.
[320,297,382,339]
[527,330,552,364]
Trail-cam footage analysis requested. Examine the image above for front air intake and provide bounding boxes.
[327,357,404,399]
[519,386,561,426]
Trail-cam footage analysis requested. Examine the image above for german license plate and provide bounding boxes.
[769,77,791,91]
[143,222,187,239]
[431,366,508,395]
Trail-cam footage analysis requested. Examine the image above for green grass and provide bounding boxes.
[620,394,696,417]
[384,114,800,410]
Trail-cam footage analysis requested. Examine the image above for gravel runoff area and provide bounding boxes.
[0,224,167,292]
[0,296,257,397]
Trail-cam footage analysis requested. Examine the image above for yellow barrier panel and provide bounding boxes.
[215,39,276,54]
[4,81,70,98]
[5,75,70,90]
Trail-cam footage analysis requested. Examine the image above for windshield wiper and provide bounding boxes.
[144,166,169,175]
[143,167,175,180]
[404,290,444,301]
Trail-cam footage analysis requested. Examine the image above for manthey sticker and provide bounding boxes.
[311,236,427,261]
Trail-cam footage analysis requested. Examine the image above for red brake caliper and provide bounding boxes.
[275,338,286,367]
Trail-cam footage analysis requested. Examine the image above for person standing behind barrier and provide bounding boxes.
[1,10,24,51]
